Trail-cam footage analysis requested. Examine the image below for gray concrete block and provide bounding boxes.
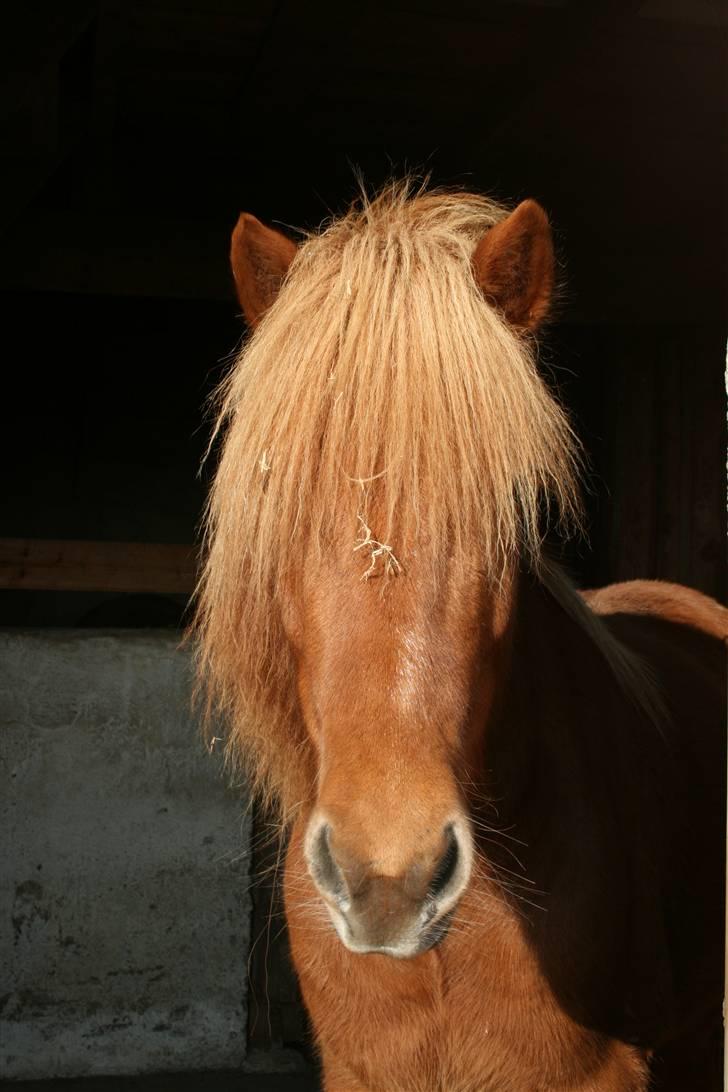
[0,631,251,1080]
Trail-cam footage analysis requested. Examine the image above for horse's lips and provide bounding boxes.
[322,895,455,958]
[417,908,455,954]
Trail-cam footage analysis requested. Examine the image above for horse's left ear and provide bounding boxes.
[472,200,554,331]
[230,213,298,327]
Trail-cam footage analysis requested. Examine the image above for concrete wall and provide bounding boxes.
[0,631,251,1081]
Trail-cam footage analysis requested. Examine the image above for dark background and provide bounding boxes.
[1,0,725,1070]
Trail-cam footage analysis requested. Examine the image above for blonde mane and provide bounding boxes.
[194,182,585,816]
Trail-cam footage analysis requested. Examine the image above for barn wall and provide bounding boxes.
[604,324,726,600]
[1,631,251,1081]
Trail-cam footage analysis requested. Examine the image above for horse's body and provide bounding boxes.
[196,184,726,1090]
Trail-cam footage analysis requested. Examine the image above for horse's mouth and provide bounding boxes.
[417,908,455,953]
[325,900,456,959]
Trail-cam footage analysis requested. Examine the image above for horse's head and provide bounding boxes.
[289,548,519,956]
[205,188,574,957]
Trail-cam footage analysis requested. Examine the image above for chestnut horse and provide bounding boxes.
[195,185,726,1091]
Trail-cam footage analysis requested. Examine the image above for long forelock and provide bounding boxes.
[195,181,584,815]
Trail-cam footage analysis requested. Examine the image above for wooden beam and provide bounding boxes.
[0,539,197,594]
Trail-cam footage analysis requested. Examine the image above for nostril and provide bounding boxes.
[428,824,459,899]
[308,823,349,906]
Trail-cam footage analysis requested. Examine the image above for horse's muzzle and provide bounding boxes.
[304,816,473,957]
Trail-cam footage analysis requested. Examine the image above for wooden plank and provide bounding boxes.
[654,330,683,583]
[0,539,197,594]
[600,325,726,600]
[607,329,658,583]
[685,325,727,599]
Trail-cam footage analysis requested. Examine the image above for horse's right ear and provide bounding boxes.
[472,200,554,331]
[230,213,298,327]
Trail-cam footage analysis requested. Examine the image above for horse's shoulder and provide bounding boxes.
[581,579,728,643]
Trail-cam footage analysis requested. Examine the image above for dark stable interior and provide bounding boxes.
[1,0,725,1079]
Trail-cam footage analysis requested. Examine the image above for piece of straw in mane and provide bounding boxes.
[194,182,584,817]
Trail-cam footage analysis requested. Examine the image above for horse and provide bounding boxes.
[194,183,726,1091]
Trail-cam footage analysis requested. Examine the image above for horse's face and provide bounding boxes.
[224,194,556,956]
[283,551,514,957]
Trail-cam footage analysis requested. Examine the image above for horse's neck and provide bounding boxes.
[479,569,655,891]
[472,571,675,1038]
[483,570,612,806]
